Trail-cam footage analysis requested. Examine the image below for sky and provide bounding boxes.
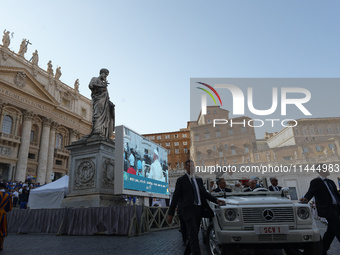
[1,0,340,137]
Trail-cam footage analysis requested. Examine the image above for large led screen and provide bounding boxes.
[115,126,170,197]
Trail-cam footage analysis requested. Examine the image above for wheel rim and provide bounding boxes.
[209,227,222,255]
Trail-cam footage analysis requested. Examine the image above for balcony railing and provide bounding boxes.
[0,132,20,146]
[30,141,38,147]
[54,148,70,159]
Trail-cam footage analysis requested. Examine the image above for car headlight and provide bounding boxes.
[297,207,310,219]
[225,209,236,221]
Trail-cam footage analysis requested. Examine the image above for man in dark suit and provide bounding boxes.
[167,160,225,255]
[243,179,257,192]
[177,199,188,246]
[268,177,282,191]
[300,164,340,255]
[212,178,232,193]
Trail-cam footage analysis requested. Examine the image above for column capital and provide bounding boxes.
[42,117,53,127]
[70,128,80,137]
[22,110,35,121]
[51,122,59,131]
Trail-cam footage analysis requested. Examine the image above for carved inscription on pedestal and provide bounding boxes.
[102,158,114,188]
[102,145,114,154]
[74,158,95,189]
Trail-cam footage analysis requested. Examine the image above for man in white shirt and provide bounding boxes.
[12,189,19,207]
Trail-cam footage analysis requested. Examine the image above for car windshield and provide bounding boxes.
[208,178,291,199]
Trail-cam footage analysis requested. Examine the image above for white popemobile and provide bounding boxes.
[201,186,322,255]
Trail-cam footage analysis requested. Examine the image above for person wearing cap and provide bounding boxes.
[147,149,165,181]
[0,183,12,250]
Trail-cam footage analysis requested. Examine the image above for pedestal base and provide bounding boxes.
[64,135,119,207]
[62,194,126,208]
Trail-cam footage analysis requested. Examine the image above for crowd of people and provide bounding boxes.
[124,145,168,182]
[0,180,41,251]
[0,180,42,209]
[0,180,46,251]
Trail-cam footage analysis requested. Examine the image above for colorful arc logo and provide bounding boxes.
[196,82,223,106]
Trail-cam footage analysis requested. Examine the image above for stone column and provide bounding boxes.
[335,140,340,158]
[45,122,58,183]
[16,111,34,181]
[0,99,4,115]
[36,118,52,184]
[7,163,15,181]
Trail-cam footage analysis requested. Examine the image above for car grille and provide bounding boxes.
[242,207,295,223]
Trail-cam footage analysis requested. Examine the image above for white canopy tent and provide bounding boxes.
[27,175,69,209]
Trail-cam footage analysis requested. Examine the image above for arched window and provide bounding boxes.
[30,130,35,142]
[56,134,63,149]
[30,124,39,143]
[2,115,13,134]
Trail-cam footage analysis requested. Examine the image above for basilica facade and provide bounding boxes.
[0,31,92,183]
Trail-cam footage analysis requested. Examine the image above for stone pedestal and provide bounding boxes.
[62,135,125,207]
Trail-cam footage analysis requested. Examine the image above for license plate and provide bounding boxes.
[254,225,289,235]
